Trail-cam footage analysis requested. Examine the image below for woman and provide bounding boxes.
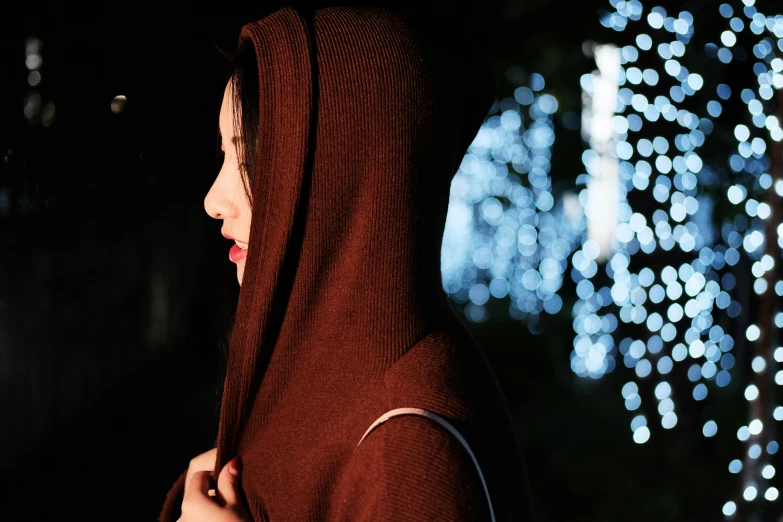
[159,5,534,521]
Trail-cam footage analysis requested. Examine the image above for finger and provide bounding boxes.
[185,448,218,492]
[184,470,214,503]
[216,456,242,506]
[181,471,222,522]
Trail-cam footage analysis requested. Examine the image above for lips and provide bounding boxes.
[229,243,248,263]
[222,230,248,262]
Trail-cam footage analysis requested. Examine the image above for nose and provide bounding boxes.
[204,180,238,221]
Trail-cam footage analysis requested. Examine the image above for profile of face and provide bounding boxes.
[204,80,252,285]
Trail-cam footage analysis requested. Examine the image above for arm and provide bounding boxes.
[327,414,493,522]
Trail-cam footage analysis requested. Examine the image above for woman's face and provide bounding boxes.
[204,81,251,285]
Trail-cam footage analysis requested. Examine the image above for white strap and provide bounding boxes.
[356,407,496,522]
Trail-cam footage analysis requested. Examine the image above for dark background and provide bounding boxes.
[0,1,778,521]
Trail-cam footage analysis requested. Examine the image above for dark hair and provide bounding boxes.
[213,41,261,406]
[222,40,260,209]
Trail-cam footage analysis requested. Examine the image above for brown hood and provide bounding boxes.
[212,5,496,478]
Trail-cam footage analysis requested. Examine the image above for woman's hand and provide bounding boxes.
[178,456,252,522]
[185,447,217,494]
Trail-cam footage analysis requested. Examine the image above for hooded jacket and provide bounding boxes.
[158,6,534,521]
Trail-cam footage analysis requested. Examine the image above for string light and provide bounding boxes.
[441,71,583,330]
[23,35,54,128]
[443,0,783,516]
[584,0,783,517]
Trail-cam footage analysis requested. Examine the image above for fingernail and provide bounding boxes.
[229,457,242,476]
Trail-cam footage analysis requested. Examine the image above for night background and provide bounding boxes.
[2,1,783,520]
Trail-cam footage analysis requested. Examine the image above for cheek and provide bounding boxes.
[238,195,253,231]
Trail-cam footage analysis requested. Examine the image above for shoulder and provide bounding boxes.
[382,327,509,428]
[384,328,482,401]
[329,411,493,522]
[356,409,488,483]
[366,326,534,522]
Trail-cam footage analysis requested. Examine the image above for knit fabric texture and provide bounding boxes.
[158,5,534,521]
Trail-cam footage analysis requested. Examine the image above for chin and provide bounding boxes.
[237,264,245,286]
